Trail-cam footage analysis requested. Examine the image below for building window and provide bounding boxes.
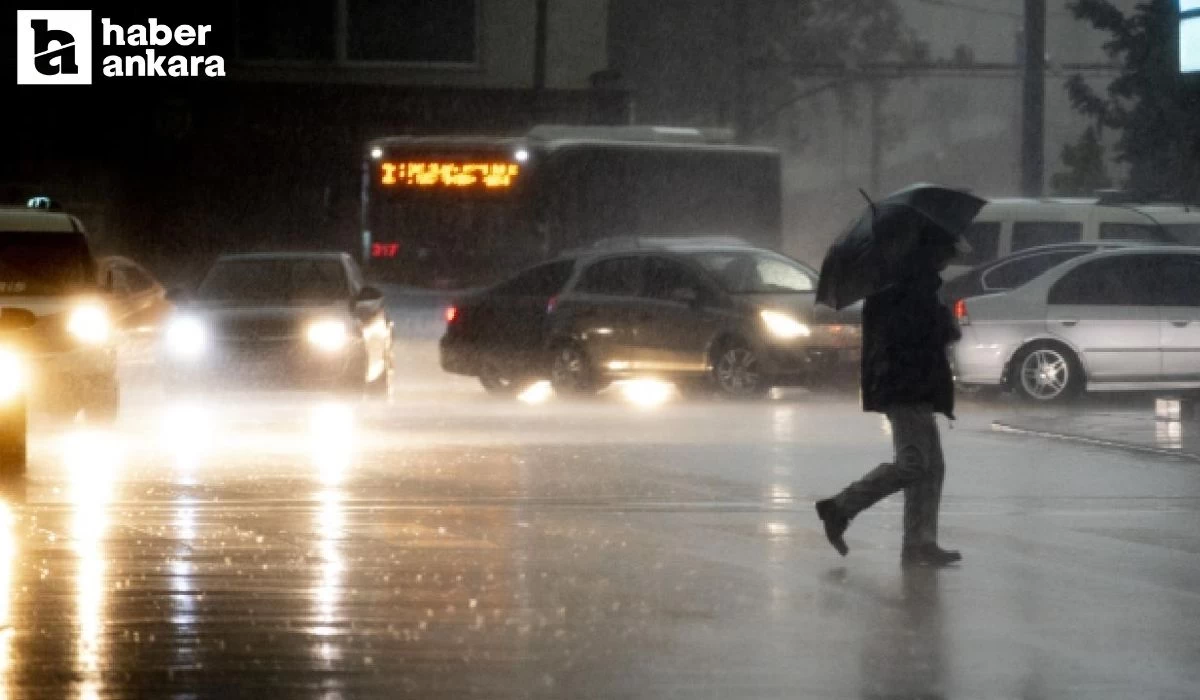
[236,0,478,65]
[236,1,336,61]
[347,0,477,64]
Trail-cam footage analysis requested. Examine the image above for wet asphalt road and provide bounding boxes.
[5,300,1200,699]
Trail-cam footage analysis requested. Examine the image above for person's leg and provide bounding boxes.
[836,406,928,519]
[817,406,928,555]
[900,412,960,565]
[900,407,942,549]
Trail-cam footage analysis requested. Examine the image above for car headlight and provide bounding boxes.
[165,317,207,360]
[67,304,110,345]
[0,349,24,403]
[306,319,348,353]
[760,310,811,339]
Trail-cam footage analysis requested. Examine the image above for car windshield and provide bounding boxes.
[196,258,348,304]
[0,232,96,295]
[686,251,815,294]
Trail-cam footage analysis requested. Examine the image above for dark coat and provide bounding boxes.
[860,271,960,419]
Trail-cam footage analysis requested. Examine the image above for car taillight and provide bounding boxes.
[445,306,458,324]
[953,298,969,326]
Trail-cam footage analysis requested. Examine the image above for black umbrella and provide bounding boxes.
[815,184,986,310]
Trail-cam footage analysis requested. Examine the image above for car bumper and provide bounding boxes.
[164,340,366,389]
[951,340,1009,386]
[439,335,479,377]
[24,346,118,409]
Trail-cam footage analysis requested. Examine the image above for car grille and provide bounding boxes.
[213,317,302,340]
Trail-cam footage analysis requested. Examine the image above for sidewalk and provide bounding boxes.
[991,402,1200,461]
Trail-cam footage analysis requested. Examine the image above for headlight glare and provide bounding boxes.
[67,305,110,345]
[0,350,24,403]
[166,317,207,360]
[760,310,811,339]
[307,320,348,352]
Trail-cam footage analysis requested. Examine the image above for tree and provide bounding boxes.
[1051,125,1113,195]
[1065,0,1200,201]
[741,0,928,139]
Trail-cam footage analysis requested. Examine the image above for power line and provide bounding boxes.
[907,0,1072,20]
[911,0,1021,20]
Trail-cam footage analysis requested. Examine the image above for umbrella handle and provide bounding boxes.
[858,188,877,219]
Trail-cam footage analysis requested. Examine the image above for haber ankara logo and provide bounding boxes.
[17,10,94,85]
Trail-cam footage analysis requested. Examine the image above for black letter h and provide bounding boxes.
[31,19,78,76]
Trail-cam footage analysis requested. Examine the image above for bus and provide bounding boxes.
[360,125,781,288]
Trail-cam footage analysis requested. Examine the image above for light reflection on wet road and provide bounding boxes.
[1,377,1199,698]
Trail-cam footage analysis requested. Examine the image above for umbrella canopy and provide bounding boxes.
[815,184,986,310]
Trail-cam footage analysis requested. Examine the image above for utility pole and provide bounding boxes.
[869,80,885,197]
[1021,0,1046,196]
[733,2,751,141]
[533,0,548,92]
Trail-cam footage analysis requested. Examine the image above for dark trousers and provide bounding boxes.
[833,403,945,548]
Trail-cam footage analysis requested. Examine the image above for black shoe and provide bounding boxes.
[901,544,962,567]
[815,499,849,556]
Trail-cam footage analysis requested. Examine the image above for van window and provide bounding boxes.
[1099,222,1167,242]
[954,222,999,265]
[1011,222,1082,252]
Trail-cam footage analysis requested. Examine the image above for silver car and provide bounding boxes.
[952,246,1200,401]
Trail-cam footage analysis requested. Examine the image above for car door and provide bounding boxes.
[483,261,575,373]
[1156,254,1200,382]
[560,256,644,370]
[342,258,389,377]
[99,259,136,331]
[1045,255,1162,381]
[118,260,168,334]
[637,256,722,374]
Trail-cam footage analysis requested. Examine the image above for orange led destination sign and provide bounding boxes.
[380,161,521,189]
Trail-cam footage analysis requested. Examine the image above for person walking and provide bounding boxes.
[816,235,963,567]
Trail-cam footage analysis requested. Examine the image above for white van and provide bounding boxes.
[0,200,119,420]
[947,196,1200,279]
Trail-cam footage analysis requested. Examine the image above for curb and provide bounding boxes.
[990,420,1200,463]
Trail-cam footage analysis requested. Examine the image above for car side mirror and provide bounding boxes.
[670,287,700,305]
[356,286,384,304]
[0,308,37,332]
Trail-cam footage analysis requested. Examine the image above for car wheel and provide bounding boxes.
[712,339,769,399]
[549,344,596,397]
[1011,343,1082,403]
[475,365,523,396]
[83,378,120,424]
[0,397,26,475]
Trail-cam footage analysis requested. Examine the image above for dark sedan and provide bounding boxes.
[440,240,861,398]
[161,253,393,394]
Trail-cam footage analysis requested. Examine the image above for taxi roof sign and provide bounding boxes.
[26,196,58,210]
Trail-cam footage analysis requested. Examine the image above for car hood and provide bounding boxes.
[737,293,862,325]
[176,303,352,339]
